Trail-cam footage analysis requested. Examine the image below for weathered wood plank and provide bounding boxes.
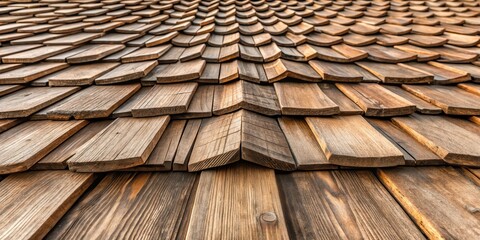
[241,110,296,171]
[0,118,23,134]
[0,171,93,240]
[33,120,112,170]
[173,119,202,171]
[274,82,339,115]
[188,111,241,171]
[67,116,170,172]
[383,85,443,114]
[337,83,415,117]
[174,85,214,119]
[319,83,363,115]
[0,87,79,119]
[0,84,23,97]
[131,82,198,117]
[0,62,68,84]
[186,164,289,240]
[47,84,140,119]
[49,62,119,86]
[378,167,480,239]
[392,114,480,166]
[278,170,425,239]
[278,117,336,170]
[47,172,196,240]
[306,115,405,167]
[0,120,87,174]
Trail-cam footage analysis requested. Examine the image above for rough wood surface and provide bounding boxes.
[383,85,443,114]
[378,167,480,239]
[278,117,335,170]
[67,116,170,172]
[188,111,241,171]
[0,120,87,174]
[47,172,196,240]
[393,114,480,166]
[319,83,363,115]
[47,84,139,120]
[33,120,112,170]
[0,86,79,119]
[0,62,68,84]
[186,164,289,240]
[402,85,480,115]
[49,62,119,86]
[95,60,158,84]
[274,82,339,115]
[336,83,415,117]
[0,171,93,240]
[173,119,202,171]
[0,84,23,97]
[278,170,425,239]
[356,62,433,84]
[0,118,23,134]
[241,110,296,171]
[306,115,405,167]
[175,85,214,119]
[131,82,198,117]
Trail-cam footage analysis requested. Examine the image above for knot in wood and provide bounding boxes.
[260,212,277,223]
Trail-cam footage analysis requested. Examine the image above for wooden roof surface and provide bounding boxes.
[0,0,480,237]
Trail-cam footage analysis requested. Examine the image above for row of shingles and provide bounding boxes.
[2,161,480,239]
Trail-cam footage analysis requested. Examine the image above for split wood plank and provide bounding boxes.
[47,84,140,119]
[392,114,480,166]
[188,111,241,171]
[131,82,198,117]
[378,167,480,239]
[309,60,363,82]
[278,170,425,239]
[278,117,336,170]
[306,115,405,167]
[402,85,480,115]
[95,60,158,84]
[66,44,125,63]
[464,168,480,186]
[336,83,415,117]
[213,80,280,116]
[175,85,214,119]
[0,84,23,97]
[173,119,202,171]
[0,171,94,240]
[0,120,87,174]
[356,62,434,84]
[47,172,196,240]
[49,62,119,86]
[33,120,112,170]
[383,85,443,114]
[274,82,339,115]
[368,119,444,165]
[0,62,68,84]
[127,120,186,171]
[186,164,289,240]
[241,110,296,171]
[319,83,363,115]
[67,116,170,172]
[0,86,79,119]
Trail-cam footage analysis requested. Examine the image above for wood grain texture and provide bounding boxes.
[278,117,336,170]
[336,83,415,117]
[383,85,443,114]
[0,86,79,119]
[458,83,480,96]
[0,62,68,84]
[0,120,87,174]
[47,84,140,119]
[241,110,296,171]
[378,167,480,239]
[368,119,444,165]
[356,62,433,84]
[306,115,405,167]
[33,120,112,170]
[0,118,23,134]
[274,82,339,115]
[213,80,280,116]
[173,119,202,171]
[95,60,158,84]
[67,116,170,172]
[156,59,206,82]
[0,171,93,240]
[175,85,214,119]
[112,87,152,117]
[278,170,425,239]
[128,120,186,171]
[186,163,289,240]
[49,62,119,86]
[47,172,196,240]
[131,82,198,117]
[319,83,363,115]
[0,84,23,97]
[392,114,480,166]
[403,85,480,115]
[188,111,241,171]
